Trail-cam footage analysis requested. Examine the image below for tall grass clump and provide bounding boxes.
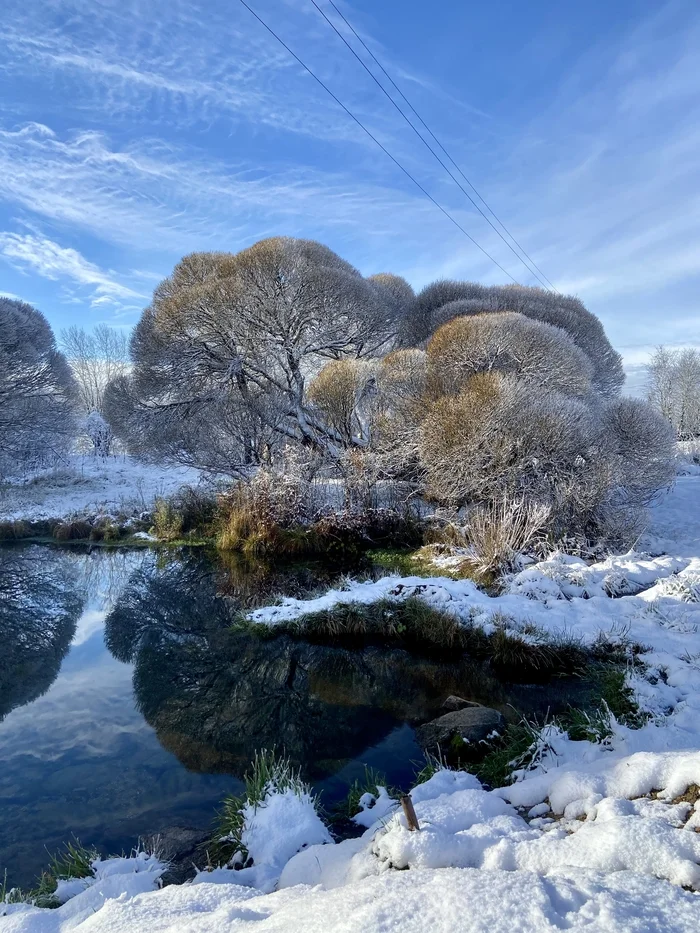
[151,486,217,542]
[0,520,31,541]
[215,468,421,561]
[465,497,551,575]
[52,520,93,542]
[151,497,184,541]
[215,470,312,557]
[205,749,314,868]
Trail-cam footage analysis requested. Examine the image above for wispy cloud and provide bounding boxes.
[0,0,393,143]
[0,232,147,311]
[0,122,470,274]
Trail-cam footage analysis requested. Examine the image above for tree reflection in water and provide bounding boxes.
[104,552,518,783]
[0,547,84,722]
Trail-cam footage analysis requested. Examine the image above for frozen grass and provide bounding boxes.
[659,571,700,603]
[0,455,203,524]
[52,520,93,542]
[465,497,551,576]
[1,871,27,907]
[1,839,100,909]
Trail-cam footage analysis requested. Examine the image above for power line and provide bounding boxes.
[309,0,550,291]
[235,0,521,285]
[319,0,559,293]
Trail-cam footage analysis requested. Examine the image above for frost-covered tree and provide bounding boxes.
[98,240,671,542]
[84,410,114,457]
[307,359,377,446]
[61,324,129,414]
[647,346,700,437]
[375,293,669,540]
[61,324,129,456]
[601,397,676,520]
[400,279,488,346]
[367,273,416,323]
[418,373,596,508]
[0,297,77,477]
[110,238,406,471]
[104,370,278,472]
[370,349,430,478]
[418,372,673,540]
[483,286,625,399]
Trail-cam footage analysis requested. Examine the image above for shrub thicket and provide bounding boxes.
[100,241,672,549]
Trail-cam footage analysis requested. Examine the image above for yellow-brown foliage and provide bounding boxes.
[308,360,374,443]
[427,312,593,397]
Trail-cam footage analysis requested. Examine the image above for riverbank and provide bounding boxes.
[3,747,700,931]
[0,455,203,525]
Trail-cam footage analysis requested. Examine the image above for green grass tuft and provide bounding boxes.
[412,751,450,786]
[204,749,313,868]
[1,839,100,910]
[332,767,395,822]
[475,722,542,788]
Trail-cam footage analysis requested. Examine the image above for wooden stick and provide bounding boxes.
[400,795,420,831]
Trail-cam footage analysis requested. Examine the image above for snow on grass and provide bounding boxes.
[350,786,398,829]
[6,767,700,930]
[1,853,164,921]
[0,455,204,522]
[195,750,332,893]
[195,787,332,894]
[246,480,700,774]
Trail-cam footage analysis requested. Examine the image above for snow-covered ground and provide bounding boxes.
[3,477,700,930]
[3,766,700,930]
[0,456,203,522]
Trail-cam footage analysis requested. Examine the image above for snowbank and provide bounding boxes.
[14,867,697,933]
[1,853,164,926]
[4,764,700,930]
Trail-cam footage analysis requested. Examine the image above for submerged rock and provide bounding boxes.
[415,707,504,752]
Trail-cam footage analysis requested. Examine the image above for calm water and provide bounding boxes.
[0,545,583,889]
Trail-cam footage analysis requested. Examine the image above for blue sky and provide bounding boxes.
[1,0,698,386]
